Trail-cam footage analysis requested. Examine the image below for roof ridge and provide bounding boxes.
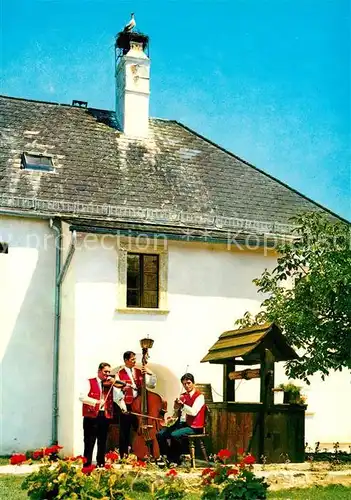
[0,95,174,123]
[0,94,72,108]
[172,120,349,224]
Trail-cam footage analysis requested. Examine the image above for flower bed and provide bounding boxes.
[9,445,269,499]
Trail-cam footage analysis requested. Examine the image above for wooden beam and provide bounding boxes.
[228,368,260,380]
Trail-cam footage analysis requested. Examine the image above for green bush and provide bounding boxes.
[200,449,268,500]
[220,469,268,499]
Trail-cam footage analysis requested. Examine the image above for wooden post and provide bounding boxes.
[258,349,275,461]
[260,349,275,407]
[223,362,235,401]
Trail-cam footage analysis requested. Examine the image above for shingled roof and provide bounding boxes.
[201,322,298,364]
[0,95,335,237]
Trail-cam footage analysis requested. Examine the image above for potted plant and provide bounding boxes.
[278,382,302,404]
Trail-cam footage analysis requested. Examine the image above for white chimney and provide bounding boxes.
[115,36,150,138]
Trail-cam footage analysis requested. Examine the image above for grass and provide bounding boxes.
[0,474,28,500]
[0,475,350,500]
[268,485,351,499]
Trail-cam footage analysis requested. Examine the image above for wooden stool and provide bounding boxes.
[187,432,209,468]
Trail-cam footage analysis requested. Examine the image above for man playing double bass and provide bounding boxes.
[157,373,205,466]
[118,351,157,457]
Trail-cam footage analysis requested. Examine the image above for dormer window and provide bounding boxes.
[21,153,54,172]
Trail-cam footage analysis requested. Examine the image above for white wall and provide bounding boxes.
[0,216,55,454]
[2,221,348,457]
[69,236,271,453]
[68,235,351,454]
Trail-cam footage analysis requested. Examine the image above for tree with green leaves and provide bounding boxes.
[236,212,351,382]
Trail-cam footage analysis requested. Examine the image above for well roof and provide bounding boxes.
[201,322,298,364]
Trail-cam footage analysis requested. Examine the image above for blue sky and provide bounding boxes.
[1,0,350,220]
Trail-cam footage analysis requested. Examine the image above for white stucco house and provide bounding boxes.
[0,30,350,457]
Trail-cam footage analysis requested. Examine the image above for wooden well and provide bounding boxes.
[201,322,306,463]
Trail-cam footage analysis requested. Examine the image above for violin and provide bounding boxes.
[102,375,128,389]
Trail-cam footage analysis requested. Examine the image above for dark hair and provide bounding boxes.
[181,373,195,383]
[98,362,111,371]
[123,351,136,362]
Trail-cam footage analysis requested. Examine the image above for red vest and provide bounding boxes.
[180,390,206,429]
[118,367,143,405]
[82,378,113,419]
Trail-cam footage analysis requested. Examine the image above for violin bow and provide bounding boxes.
[128,410,164,422]
[100,366,129,406]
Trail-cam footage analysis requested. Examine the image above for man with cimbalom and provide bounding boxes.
[79,362,126,467]
[156,372,205,466]
[118,351,157,458]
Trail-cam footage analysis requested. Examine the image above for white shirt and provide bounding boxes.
[79,377,127,412]
[180,389,205,422]
[123,366,157,399]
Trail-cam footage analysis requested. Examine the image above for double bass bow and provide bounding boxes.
[130,337,167,460]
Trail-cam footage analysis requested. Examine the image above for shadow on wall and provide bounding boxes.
[0,225,55,454]
[111,362,180,416]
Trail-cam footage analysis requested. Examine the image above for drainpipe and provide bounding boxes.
[49,219,62,444]
[49,220,77,444]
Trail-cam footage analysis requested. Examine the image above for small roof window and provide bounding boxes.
[21,153,54,172]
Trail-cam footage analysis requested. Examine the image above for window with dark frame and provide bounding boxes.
[21,153,54,172]
[127,253,159,308]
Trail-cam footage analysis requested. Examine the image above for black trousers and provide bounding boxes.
[83,412,110,466]
[119,404,138,458]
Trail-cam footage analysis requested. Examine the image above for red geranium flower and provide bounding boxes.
[44,444,63,456]
[66,455,87,463]
[217,449,231,460]
[32,450,44,460]
[166,468,177,477]
[202,467,213,476]
[82,464,96,475]
[105,451,119,462]
[243,454,255,465]
[104,464,112,469]
[133,460,146,468]
[227,467,239,476]
[10,453,27,465]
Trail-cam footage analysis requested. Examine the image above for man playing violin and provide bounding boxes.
[118,351,157,458]
[156,373,205,466]
[79,362,127,467]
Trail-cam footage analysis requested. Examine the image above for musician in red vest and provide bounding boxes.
[156,373,205,466]
[118,350,157,457]
[79,362,126,467]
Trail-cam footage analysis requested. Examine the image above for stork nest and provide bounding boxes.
[115,30,149,54]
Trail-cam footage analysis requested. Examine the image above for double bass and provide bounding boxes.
[130,338,167,460]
